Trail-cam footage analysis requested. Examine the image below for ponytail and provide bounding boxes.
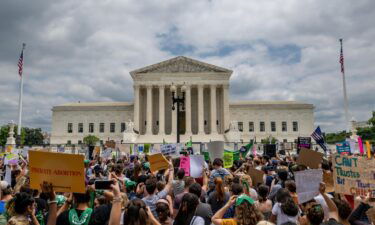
[215,177,225,202]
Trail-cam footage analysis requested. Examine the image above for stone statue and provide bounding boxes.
[123,120,138,143]
[6,121,16,146]
[125,119,134,133]
[224,120,241,142]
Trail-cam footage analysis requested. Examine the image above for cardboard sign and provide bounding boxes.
[190,155,205,178]
[29,151,85,193]
[207,141,224,160]
[6,145,13,153]
[295,169,323,203]
[323,171,335,193]
[223,151,233,168]
[105,141,116,149]
[298,137,311,150]
[160,144,178,156]
[148,153,169,172]
[336,141,350,155]
[180,156,190,176]
[248,168,264,186]
[297,148,324,169]
[333,154,375,197]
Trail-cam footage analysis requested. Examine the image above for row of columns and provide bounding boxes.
[134,84,228,135]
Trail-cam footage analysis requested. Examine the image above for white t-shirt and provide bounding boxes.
[272,203,300,225]
[190,216,205,225]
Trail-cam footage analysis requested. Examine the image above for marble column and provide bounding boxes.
[159,85,165,135]
[133,84,140,132]
[197,84,204,134]
[222,84,230,132]
[185,85,192,135]
[146,85,153,134]
[210,84,217,134]
[171,87,177,135]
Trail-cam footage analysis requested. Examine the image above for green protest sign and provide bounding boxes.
[223,151,233,168]
[203,152,210,161]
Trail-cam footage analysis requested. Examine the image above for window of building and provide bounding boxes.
[293,121,298,132]
[78,140,82,145]
[67,123,73,133]
[99,123,104,133]
[238,122,243,132]
[282,121,287,132]
[110,123,115,133]
[249,122,254,132]
[271,121,276,132]
[89,123,94,133]
[121,123,126,132]
[78,123,83,133]
[260,121,265,132]
[100,140,103,145]
[67,140,71,145]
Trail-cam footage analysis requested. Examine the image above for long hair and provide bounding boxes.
[235,201,263,225]
[276,188,298,217]
[214,177,225,201]
[123,199,149,225]
[174,193,199,225]
[257,185,269,203]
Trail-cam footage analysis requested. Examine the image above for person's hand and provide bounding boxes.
[168,160,173,170]
[27,202,36,216]
[40,181,56,201]
[319,182,326,195]
[110,179,121,197]
[146,206,154,217]
[226,195,237,206]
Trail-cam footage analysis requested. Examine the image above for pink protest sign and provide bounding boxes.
[358,137,364,155]
[179,156,190,176]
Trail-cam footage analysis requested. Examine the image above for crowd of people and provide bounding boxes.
[0,150,374,225]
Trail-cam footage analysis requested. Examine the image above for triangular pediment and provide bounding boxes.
[130,56,232,75]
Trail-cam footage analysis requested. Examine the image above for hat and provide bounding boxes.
[84,159,90,164]
[56,195,66,206]
[125,180,136,189]
[235,194,255,206]
[143,162,150,169]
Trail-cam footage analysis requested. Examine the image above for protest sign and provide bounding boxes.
[207,141,224,160]
[4,153,18,165]
[297,148,323,169]
[190,155,205,178]
[336,141,350,155]
[105,141,116,149]
[295,169,323,203]
[366,141,371,158]
[5,166,11,185]
[29,151,85,193]
[148,153,169,172]
[248,168,264,186]
[297,137,311,151]
[323,171,335,193]
[358,137,364,155]
[102,148,112,159]
[6,145,13,153]
[93,146,101,156]
[223,151,233,168]
[138,144,144,154]
[57,146,65,153]
[203,151,210,161]
[180,156,190,176]
[233,151,240,161]
[117,144,130,154]
[333,154,375,197]
[160,144,178,156]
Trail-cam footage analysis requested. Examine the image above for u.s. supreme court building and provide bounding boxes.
[51,56,314,145]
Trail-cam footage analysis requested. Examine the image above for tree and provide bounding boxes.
[261,136,277,144]
[83,135,99,146]
[0,124,27,147]
[357,111,375,142]
[325,130,351,144]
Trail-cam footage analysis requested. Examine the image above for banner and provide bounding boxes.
[333,154,375,197]
[223,151,233,168]
[190,155,205,178]
[180,156,190,176]
[148,153,169,172]
[295,169,323,203]
[336,141,350,155]
[297,148,323,169]
[29,151,85,193]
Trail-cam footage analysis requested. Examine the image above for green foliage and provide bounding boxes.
[83,135,99,146]
[261,136,277,144]
[325,130,351,144]
[0,125,28,146]
[356,111,375,142]
[23,127,44,146]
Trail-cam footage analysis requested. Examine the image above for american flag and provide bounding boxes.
[339,39,344,73]
[311,126,328,152]
[18,43,25,76]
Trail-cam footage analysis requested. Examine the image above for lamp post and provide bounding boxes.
[171,83,186,143]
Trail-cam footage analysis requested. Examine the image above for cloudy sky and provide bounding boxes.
[1,0,374,132]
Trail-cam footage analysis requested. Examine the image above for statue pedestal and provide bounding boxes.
[6,122,16,147]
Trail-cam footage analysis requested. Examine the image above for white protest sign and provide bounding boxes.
[102,148,112,159]
[190,155,205,178]
[207,141,224,160]
[295,169,323,203]
[160,144,178,156]
[5,166,12,185]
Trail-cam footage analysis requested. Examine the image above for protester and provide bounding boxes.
[208,177,230,214]
[269,188,300,225]
[174,193,204,225]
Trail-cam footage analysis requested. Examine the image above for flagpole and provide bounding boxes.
[340,39,350,131]
[17,43,26,141]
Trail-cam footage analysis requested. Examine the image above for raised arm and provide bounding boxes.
[212,195,237,225]
[109,179,122,225]
[319,182,339,221]
[202,168,208,192]
[163,160,174,193]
